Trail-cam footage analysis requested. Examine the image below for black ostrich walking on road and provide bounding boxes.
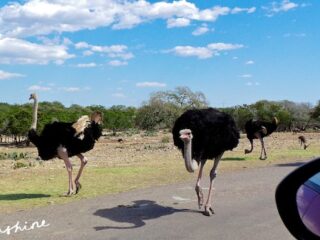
[28,93,103,196]
[244,117,279,160]
[172,108,240,216]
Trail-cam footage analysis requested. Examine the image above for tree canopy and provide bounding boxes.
[0,87,319,139]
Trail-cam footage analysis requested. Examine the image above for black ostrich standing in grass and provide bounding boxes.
[172,108,240,216]
[28,93,103,196]
[244,117,279,160]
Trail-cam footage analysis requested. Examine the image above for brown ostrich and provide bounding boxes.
[298,135,309,150]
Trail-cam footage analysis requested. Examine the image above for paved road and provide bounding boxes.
[0,163,302,240]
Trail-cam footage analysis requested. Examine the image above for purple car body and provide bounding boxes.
[297,172,320,236]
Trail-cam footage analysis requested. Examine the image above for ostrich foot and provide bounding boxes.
[203,205,215,216]
[75,181,82,194]
[61,190,74,197]
[244,149,251,154]
[259,156,267,160]
[195,186,204,209]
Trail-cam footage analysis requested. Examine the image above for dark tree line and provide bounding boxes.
[1,87,320,143]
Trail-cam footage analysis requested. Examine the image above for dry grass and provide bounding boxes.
[0,131,319,213]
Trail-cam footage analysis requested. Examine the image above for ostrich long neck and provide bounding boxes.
[30,98,38,130]
[183,140,198,172]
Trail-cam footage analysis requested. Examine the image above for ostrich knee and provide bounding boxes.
[66,163,73,172]
[210,170,217,181]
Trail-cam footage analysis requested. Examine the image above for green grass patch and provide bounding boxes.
[0,161,191,213]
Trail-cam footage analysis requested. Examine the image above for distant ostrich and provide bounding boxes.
[28,93,102,196]
[172,108,240,216]
[298,135,309,150]
[244,117,279,160]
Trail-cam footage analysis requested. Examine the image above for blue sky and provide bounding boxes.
[0,0,319,108]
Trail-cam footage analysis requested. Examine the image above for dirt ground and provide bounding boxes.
[0,131,319,173]
[0,131,319,213]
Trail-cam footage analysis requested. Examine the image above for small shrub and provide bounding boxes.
[143,131,156,137]
[0,152,28,160]
[13,162,28,169]
[161,136,170,143]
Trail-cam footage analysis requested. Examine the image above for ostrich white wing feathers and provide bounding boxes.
[261,126,267,135]
[72,115,90,137]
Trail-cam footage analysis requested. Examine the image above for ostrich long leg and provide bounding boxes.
[204,153,223,216]
[244,139,253,154]
[259,137,267,160]
[195,160,206,209]
[58,146,74,196]
[74,154,88,194]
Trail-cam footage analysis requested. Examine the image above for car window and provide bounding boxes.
[305,172,320,193]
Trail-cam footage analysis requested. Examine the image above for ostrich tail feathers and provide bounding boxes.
[28,129,40,147]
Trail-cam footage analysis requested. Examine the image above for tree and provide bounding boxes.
[105,105,136,134]
[135,87,208,130]
[150,86,208,110]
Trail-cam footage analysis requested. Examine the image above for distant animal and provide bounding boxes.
[117,138,124,143]
[172,108,240,216]
[298,135,309,150]
[244,117,279,160]
[292,127,302,134]
[28,93,103,196]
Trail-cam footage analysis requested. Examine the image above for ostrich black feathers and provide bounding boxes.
[245,118,278,140]
[28,121,102,160]
[172,108,240,160]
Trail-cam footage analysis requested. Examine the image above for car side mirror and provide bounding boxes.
[275,157,320,240]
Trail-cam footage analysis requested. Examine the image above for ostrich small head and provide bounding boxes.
[29,93,37,100]
[179,129,193,143]
[91,111,103,124]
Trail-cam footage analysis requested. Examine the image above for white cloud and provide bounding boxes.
[240,74,252,78]
[192,24,210,36]
[167,18,190,28]
[76,62,97,68]
[61,87,81,92]
[75,42,134,60]
[169,42,243,59]
[0,37,74,65]
[108,60,128,67]
[171,46,213,59]
[83,50,93,56]
[283,33,307,38]
[112,93,126,98]
[0,70,24,80]
[263,0,299,16]
[231,7,256,14]
[207,43,244,51]
[245,60,255,65]
[246,81,260,86]
[28,85,51,91]
[0,1,256,37]
[136,82,167,88]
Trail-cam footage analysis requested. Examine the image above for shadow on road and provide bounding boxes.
[94,200,197,230]
[222,157,246,161]
[274,162,306,167]
[0,193,51,201]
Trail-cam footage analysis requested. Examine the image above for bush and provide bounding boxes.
[13,161,28,169]
[0,152,28,160]
[161,136,170,143]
